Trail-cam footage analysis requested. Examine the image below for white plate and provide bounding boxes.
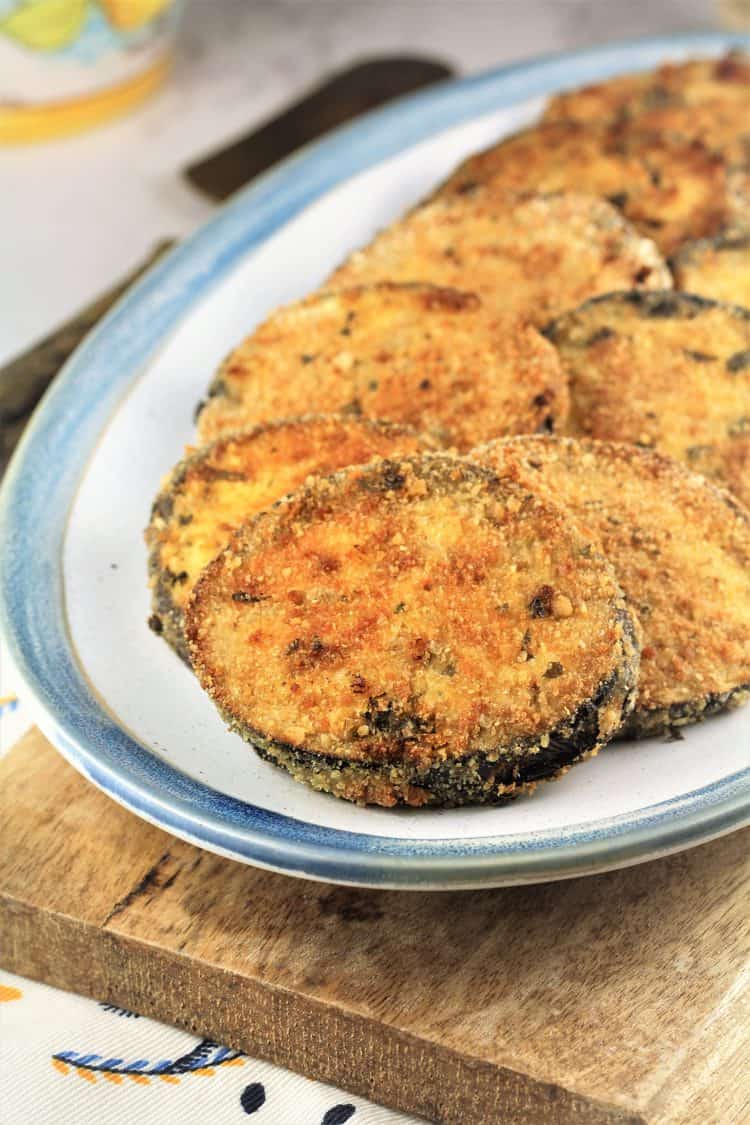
[2,31,749,888]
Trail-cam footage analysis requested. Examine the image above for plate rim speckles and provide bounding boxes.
[1,30,749,889]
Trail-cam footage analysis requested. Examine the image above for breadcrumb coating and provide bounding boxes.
[329,191,671,327]
[438,121,748,255]
[186,454,639,806]
[196,283,567,449]
[546,290,750,508]
[146,415,434,661]
[543,52,750,164]
[473,436,750,737]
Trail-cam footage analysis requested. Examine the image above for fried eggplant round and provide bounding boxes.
[146,415,433,663]
[437,122,748,256]
[195,282,567,448]
[546,290,750,508]
[473,436,750,738]
[543,52,750,162]
[328,191,670,328]
[672,231,750,307]
[186,454,639,808]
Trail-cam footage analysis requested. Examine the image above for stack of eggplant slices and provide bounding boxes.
[147,53,750,809]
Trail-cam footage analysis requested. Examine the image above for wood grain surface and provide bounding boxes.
[1,729,748,1125]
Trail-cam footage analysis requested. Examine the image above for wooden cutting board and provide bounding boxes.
[1,728,748,1125]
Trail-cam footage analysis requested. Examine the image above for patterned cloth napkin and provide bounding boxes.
[0,642,424,1125]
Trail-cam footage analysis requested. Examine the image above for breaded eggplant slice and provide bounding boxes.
[196,283,567,448]
[543,52,750,162]
[546,290,750,508]
[437,122,748,256]
[473,436,750,738]
[328,191,670,328]
[186,454,639,808]
[672,231,750,307]
[146,416,433,662]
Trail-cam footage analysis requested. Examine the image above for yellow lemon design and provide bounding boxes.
[0,0,88,51]
[99,0,171,31]
[0,984,22,1002]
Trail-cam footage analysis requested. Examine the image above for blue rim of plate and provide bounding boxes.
[2,31,750,889]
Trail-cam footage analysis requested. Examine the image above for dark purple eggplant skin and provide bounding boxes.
[543,289,750,345]
[619,684,750,740]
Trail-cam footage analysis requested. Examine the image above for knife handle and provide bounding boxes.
[185,56,453,201]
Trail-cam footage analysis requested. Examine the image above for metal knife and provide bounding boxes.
[185,55,453,201]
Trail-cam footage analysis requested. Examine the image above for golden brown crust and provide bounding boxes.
[672,231,750,307]
[146,415,434,661]
[437,122,748,256]
[546,290,750,508]
[543,52,750,163]
[472,436,750,737]
[195,282,568,449]
[617,104,750,166]
[328,191,671,328]
[186,454,639,807]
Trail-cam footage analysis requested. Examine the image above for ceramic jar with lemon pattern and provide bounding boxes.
[0,0,183,142]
